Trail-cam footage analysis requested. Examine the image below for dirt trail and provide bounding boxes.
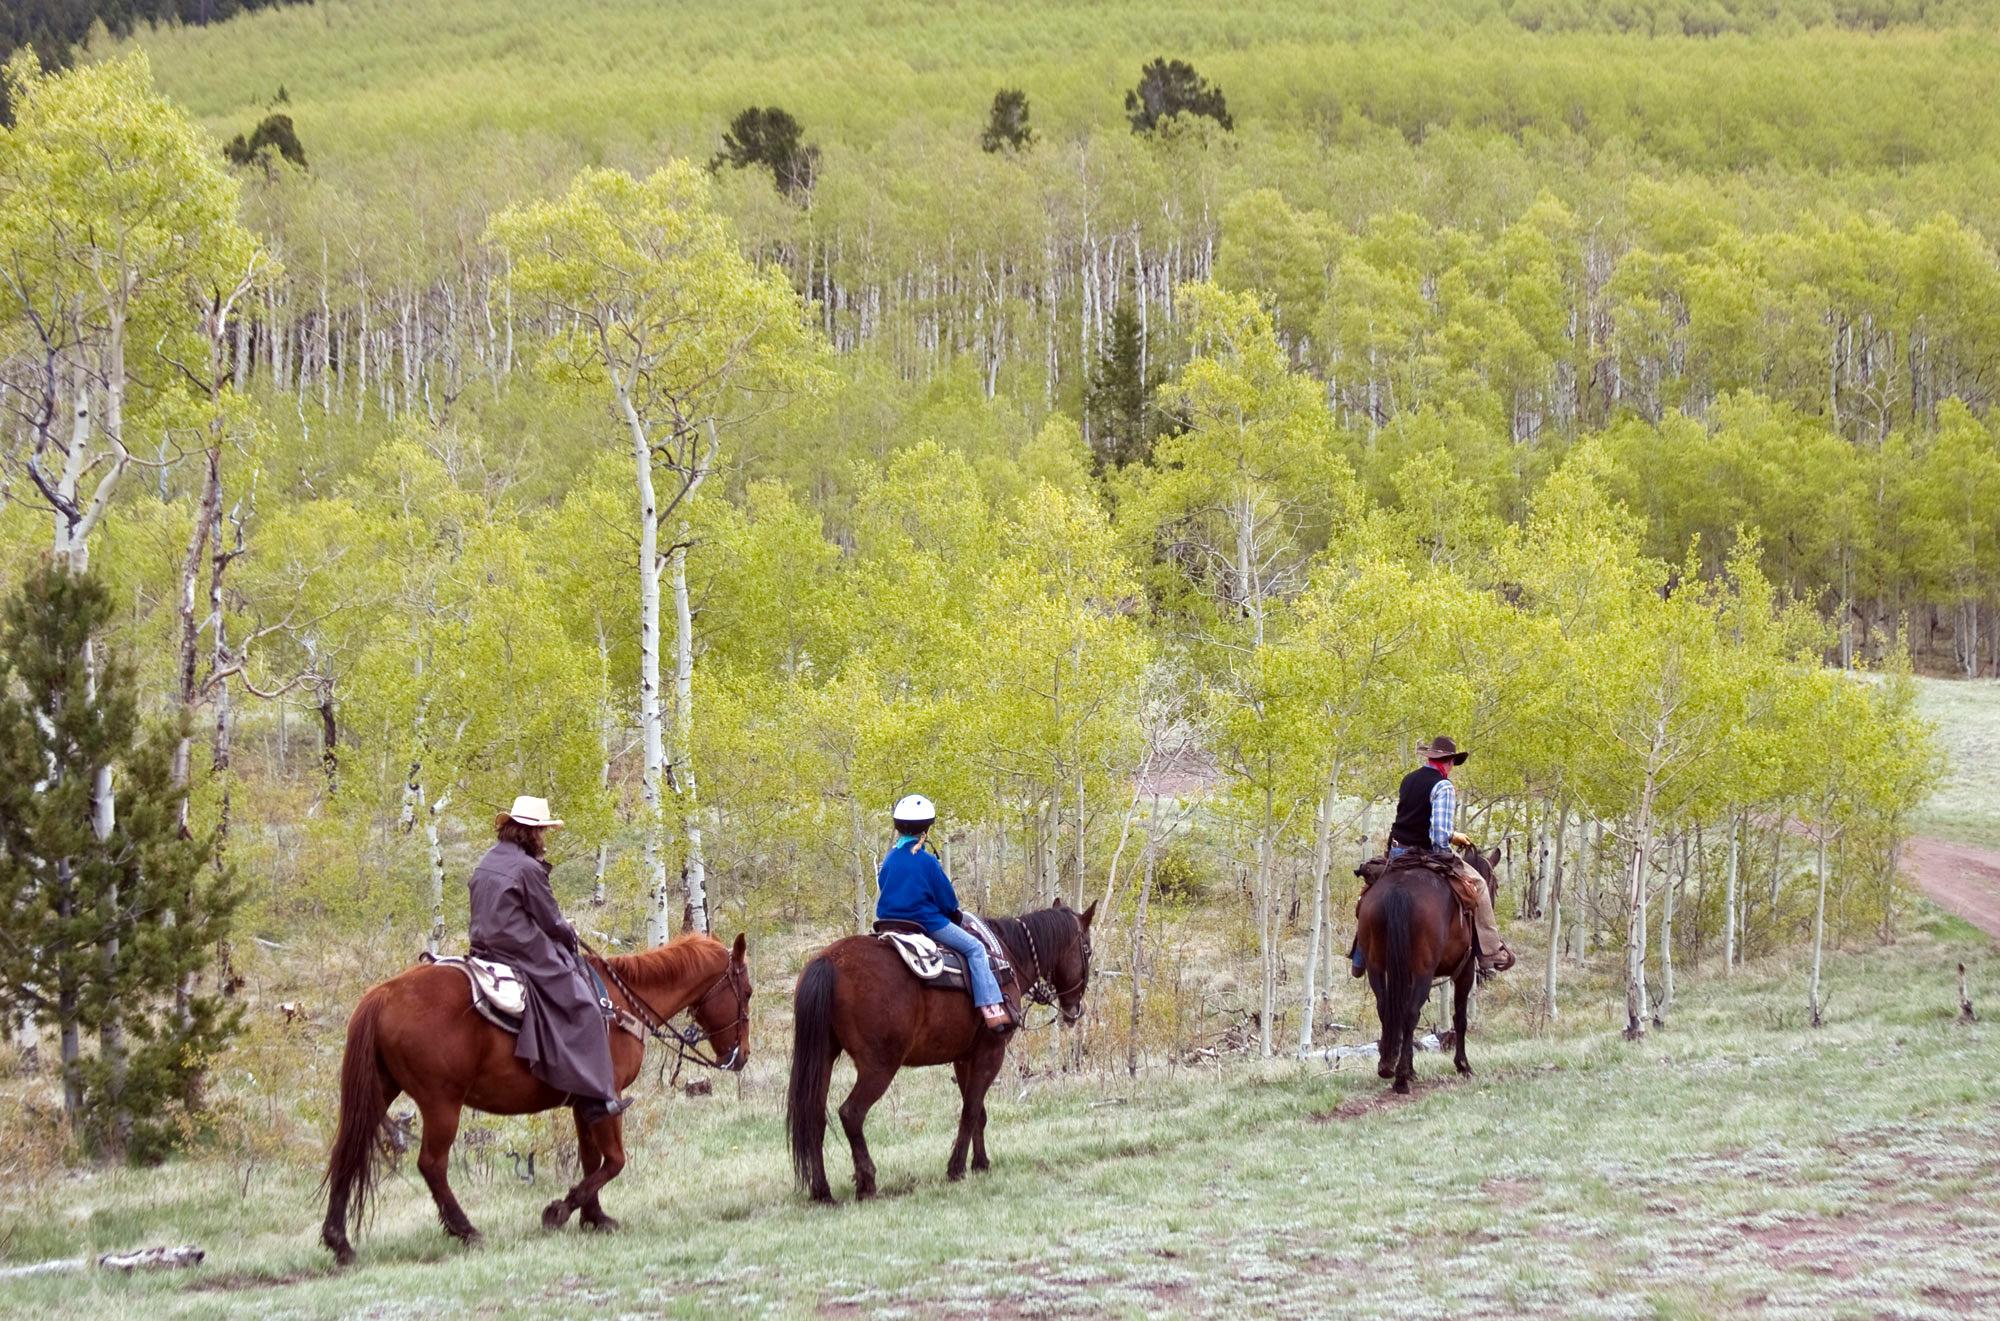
[1903,836,2000,940]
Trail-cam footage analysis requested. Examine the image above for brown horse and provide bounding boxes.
[319,932,751,1264]
[786,900,1096,1201]
[1355,847,1499,1094]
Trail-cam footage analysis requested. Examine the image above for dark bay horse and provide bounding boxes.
[786,900,1096,1201]
[1355,847,1499,1094]
[320,932,750,1264]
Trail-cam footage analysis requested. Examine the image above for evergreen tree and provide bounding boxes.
[1086,300,1161,470]
[709,105,820,200]
[0,562,242,1161]
[1125,57,1233,134]
[980,88,1034,152]
[223,111,307,171]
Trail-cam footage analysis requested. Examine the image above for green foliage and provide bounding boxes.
[1084,300,1165,470]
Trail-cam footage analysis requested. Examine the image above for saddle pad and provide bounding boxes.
[882,931,954,981]
[424,953,527,1020]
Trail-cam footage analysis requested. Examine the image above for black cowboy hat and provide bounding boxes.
[1416,735,1469,765]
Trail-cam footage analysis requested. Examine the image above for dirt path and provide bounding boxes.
[1903,836,2000,940]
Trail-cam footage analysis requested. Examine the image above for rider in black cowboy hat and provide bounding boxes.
[1352,736,1515,977]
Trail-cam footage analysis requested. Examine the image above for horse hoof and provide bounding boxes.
[1393,1079,1412,1095]
[947,1168,966,1183]
[1456,1063,1473,1077]
[971,1159,990,1174]
[328,1243,355,1268]
[583,1215,621,1233]
[541,1200,573,1231]
[1376,1063,1395,1080]
[457,1228,484,1249]
[809,1186,836,1204]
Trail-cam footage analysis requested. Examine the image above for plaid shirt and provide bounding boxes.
[1429,777,1456,850]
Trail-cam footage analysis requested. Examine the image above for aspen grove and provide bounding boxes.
[0,9,1964,1156]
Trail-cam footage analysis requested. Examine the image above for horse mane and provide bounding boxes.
[984,906,1078,968]
[606,932,727,988]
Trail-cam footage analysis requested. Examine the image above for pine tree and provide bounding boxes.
[0,562,242,1161]
[980,88,1034,152]
[1085,300,1159,470]
[709,105,820,200]
[1125,57,1233,134]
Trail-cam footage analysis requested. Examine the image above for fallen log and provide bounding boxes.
[0,1245,204,1279]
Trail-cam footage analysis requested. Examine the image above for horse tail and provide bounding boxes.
[786,955,840,1196]
[320,988,392,1261]
[1379,881,1419,1041]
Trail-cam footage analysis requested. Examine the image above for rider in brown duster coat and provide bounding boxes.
[467,797,630,1122]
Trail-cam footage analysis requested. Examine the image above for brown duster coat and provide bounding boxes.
[466,840,618,1103]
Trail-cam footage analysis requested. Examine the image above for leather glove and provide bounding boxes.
[1449,832,1472,850]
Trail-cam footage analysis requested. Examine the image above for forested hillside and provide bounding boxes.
[0,1,1978,1155]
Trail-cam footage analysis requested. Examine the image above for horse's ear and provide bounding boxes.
[1485,847,1501,869]
[1080,899,1098,929]
[731,932,747,964]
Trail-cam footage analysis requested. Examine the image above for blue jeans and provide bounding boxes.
[928,921,1003,1009]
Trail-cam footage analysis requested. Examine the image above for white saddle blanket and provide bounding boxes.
[426,953,527,1017]
[879,915,1010,984]
[882,931,952,979]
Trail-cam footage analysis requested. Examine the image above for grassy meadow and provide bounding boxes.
[1,906,1995,1318]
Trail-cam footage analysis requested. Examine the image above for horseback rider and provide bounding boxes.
[467,795,633,1126]
[1353,737,1515,977]
[875,794,1014,1033]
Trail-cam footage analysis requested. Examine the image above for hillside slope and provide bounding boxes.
[0,924,1993,1317]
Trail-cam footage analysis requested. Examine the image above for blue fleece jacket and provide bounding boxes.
[876,840,962,932]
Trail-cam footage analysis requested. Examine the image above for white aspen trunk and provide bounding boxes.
[1543,804,1567,1017]
[619,383,671,947]
[593,616,612,907]
[1624,777,1659,1038]
[1808,819,1831,1027]
[1257,779,1276,1059]
[426,792,451,954]
[850,794,873,934]
[671,536,708,933]
[1723,815,1740,974]
[1299,765,1340,1054]
[1128,794,1160,1079]
[1657,849,1676,1025]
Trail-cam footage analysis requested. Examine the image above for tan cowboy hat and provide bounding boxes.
[1416,736,1470,765]
[504,795,565,828]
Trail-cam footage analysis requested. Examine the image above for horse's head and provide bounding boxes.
[1045,898,1098,1025]
[1463,845,1502,902]
[688,933,752,1071]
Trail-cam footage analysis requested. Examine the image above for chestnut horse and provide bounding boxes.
[1355,847,1499,1094]
[786,900,1096,1201]
[320,932,751,1264]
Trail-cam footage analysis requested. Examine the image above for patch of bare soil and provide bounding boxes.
[1901,836,2000,939]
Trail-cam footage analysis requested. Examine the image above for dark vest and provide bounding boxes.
[1391,764,1446,849]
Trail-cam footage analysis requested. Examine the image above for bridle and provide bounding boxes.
[583,944,749,1086]
[1014,909,1093,1026]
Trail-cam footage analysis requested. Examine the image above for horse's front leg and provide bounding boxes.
[545,1111,627,1231]
[1452,967,1474,1077]
[414,1095,481,1245]
[838,1064,895,1200]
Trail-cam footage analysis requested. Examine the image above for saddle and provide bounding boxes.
[422,951,641,1040]
[872,915,1013,1003]
[1356,851,1487,924]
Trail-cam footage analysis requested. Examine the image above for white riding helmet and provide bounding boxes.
[892,794,937,829]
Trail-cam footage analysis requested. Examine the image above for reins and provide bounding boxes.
[579,940,747,1087]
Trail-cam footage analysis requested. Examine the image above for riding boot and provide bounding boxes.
[574,1095,634,1127]
[1460,864,1515,976]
